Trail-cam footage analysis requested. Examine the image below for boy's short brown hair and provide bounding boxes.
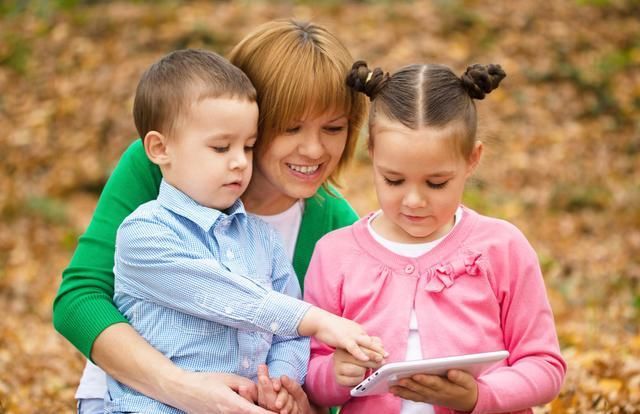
[133,49,256,139]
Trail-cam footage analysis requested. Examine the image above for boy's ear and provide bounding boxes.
[143,131,170,166]
[465,141,483,177]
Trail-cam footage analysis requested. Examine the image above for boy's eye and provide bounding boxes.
[211,146,229,153]
[427,181,449,189]
[383,177,403,186]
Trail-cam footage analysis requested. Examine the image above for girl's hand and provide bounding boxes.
[389,369,478,412]
[298,307,388,362]
[332,344,384,387]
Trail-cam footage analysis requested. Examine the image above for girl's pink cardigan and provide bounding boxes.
[304,206,566,414]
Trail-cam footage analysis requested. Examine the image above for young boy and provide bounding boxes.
[105,49,384,413]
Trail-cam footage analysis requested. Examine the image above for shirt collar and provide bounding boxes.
[157,179,247,232]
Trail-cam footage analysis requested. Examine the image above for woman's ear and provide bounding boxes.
[143,131,170,166]
[465,141,483,177]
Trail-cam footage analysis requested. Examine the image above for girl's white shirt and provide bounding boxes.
[75,200,305,400]
[367,207,462,414]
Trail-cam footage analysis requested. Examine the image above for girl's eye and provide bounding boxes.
[427,181,449,189]
[383,177,403,186]
[212,146,229,153]
[244,145,255,152]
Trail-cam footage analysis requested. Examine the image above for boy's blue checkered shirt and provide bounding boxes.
[105,180,311,413]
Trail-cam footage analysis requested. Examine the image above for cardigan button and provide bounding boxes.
[404,264,415,274]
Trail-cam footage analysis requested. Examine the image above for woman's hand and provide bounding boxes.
[389,369,479,412]
[92,323,272,414]
[173,370,273,414]
[298,307,388,362]
[332,346,384,387]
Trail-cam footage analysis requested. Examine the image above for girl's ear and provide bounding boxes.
[465,141,483,177]
[143,131,170,166]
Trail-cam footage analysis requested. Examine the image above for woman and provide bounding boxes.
[52,20,366,413]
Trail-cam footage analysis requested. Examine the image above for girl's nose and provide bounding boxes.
[403,188,427,209]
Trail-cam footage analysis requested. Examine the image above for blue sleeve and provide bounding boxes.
[266,228,310,384]
[114,215,311,338]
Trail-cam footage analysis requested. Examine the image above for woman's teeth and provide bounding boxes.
[288,164,320,175]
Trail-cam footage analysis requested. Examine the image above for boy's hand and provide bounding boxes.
[389,369,479,412]
[298,307,388,362]
[332,346,384,387]
[257,364,300,414]
[280,375,315,414]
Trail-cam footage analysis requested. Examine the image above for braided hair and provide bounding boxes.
[346,60,505,157]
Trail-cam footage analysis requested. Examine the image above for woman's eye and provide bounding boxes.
[285,126,301,134]
[211,146,229,153]
[244,145,255,152]
[324,125,346,134]
[383,177,403,186]
[427,181,449,189]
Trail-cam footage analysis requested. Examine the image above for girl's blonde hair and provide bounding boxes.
[229,19,367,187]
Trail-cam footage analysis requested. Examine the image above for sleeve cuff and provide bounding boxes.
[254,290,312,337]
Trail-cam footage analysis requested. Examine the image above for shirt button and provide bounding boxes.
[242,358,250,369]
[226,249,234,259]
[404,264,415,274]
[270,322,280,333]
[225,306,233,314]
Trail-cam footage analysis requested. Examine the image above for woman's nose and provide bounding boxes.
[298,129,324,159]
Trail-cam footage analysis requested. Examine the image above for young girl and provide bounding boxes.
[303,61,566,414]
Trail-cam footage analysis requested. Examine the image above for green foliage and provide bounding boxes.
[575,0,613,6]
[25,196,68,225]
[0,0,184,17]
[172,25,233,51]
[433,0,483,32]
[462,183,490,212]
[549,183,612,212]
[0,33,30,74]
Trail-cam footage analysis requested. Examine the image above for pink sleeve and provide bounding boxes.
[471,232,566,413]
[303,239,353,407]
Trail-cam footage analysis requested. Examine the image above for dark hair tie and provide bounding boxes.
[346,60,389,101]
[461,64,506,100]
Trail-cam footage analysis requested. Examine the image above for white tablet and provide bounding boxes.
[350,350,509,397]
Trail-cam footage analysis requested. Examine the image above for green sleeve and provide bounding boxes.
[52,139,162,359]
[292,185,359,289]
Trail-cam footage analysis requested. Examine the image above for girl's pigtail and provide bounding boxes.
[346,60,389,101]
[460,64,506,100]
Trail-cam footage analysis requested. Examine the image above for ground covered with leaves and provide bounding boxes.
[0,1,639,412]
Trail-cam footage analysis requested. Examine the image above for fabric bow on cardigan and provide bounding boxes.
[424,250,485,293]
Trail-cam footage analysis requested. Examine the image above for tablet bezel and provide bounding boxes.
[350,350,509,397]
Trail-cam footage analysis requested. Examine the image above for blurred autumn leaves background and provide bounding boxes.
[0,0,639,412]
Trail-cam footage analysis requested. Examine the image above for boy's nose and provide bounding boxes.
[230,151,249,170]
